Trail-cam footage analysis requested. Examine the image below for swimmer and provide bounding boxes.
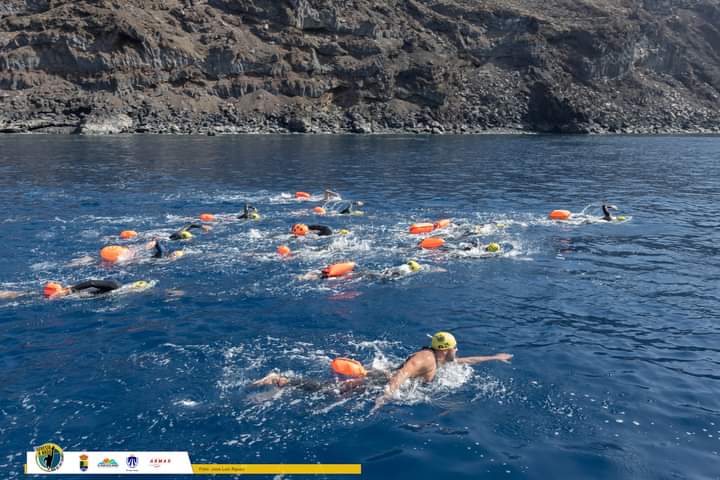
[324,189,342,201]
[601,203,618,221]
[238,204,260,220]
[309,224,333,236]
[337,200,364,215]
[364,260,422,281]
[250,369,389,393]
[148,238,185,260]
[373,332,512,411]
[297,261,356,281]
[169,223,211,240]
[42,279,151,298]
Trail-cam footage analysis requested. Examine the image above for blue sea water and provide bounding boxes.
[0,134,719,479]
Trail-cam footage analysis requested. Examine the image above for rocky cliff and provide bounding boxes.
[1,0,719,134]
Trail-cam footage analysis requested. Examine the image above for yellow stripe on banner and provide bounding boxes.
[191,464,361,475]
[24,464,27,474]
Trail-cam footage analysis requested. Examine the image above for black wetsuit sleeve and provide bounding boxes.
[308,225,333,236]
[153,240,169,258]
[70,280,122,294]
[170,223,203,240]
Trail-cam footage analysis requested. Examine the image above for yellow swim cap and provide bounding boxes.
[180,231,193,240]
[485,242,500,253]
[338,229,350,235]
[616,216,626,221]
[431,332,457,350]
[250,212,260,220]
[407,260,421,272]
[131,280,149,289]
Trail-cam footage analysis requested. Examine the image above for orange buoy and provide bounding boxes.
[292,223,309,236]
[409,223,434,234]
[296,191,311,199]
[119,230,138,239]
[419,237,445,250]
[199,213,216,222]
[331,358,367,377]
[277,245,291,256]
[313,206,326,215]
[322,261,356,278]
[549,209,571,221]
[100,245,129,263]
[433,219,451,229]
[43,282,64,298]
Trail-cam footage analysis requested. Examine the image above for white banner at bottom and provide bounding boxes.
[26,450,193,475]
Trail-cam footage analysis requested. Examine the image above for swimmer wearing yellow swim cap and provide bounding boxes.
[170,222,207,241]
[485,242,501,253]
[131,280,149,289]
[407,260,421,272]
[238,204,260,220]
[373,332,513,411]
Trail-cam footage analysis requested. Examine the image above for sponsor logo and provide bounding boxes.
[79,454,88,472]
[35,443,64,472]
[149,457,172,468]
[126,454,139,471]
[97,458,119,468]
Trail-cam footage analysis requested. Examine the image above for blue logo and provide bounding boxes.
[126,455,138,469]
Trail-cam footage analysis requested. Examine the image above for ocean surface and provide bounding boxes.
[1,135,719,479]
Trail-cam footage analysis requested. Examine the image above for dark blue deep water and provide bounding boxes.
[1,135,719,479]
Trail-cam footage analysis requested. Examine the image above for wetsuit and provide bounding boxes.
[308,224,333,236]
[338,201,362,215]
[238,204,258,219]
[601,204,613,221]
[152,240,177,259]
[69,280,121,295]
[170,223,204,240]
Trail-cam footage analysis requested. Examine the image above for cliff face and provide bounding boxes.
[1,0,719,134]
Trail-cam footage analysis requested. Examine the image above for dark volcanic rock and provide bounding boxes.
[1,0,719,134]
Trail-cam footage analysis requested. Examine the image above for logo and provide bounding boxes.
[149,458,172,468]
[126,454,139,470]
[34,443,64,472]
[79,454,88,472]
[97,458,119,468]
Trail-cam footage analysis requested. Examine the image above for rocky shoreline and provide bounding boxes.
[2,1,720,136]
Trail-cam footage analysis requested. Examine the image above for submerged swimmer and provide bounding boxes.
[169,223,211,240]
[324,189,342,201]
[373,332,512,411]
[363,260,423,281]
[238,204,260,220]
[148,238,185,260]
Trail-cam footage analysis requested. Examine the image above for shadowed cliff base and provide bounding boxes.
[1,0,719,134]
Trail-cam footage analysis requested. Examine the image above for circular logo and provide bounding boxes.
[35,443,63,472]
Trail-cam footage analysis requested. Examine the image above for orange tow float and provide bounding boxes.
[199,213,216,222]
[331,358,367,377]
[313,206,326,215]
[295,191,311,200]
[433,218,451,229]
[119,230,138,239]
[419,237,445,250]
[292,223,309,236]
[43,282,65,298]
[322,261,356,278]
[277,245,291,257]
[549,210,571,221]
[409,223,434,234]
[100,245,129,263]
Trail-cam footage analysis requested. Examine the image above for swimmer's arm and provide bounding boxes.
[456,353,513,365]
[373,358,427,411]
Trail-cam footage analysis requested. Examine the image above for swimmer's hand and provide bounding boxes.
[494,353,513,363]
[371,395,388,414]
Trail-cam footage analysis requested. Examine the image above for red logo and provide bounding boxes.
[149,458,172,468]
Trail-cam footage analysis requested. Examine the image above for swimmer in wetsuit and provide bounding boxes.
[308,224,333,236]
[372,332,512,411]
[169,223,211,240]
[363,260,422,281]
[148,238,185,260]
[238,204,260,220]
[324,189,342,201]
[601,203,618,221]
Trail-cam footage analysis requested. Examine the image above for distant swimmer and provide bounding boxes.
[337,201,364,215]
[363,260,422,281]
[169,223,211,240]
[373,332,512,411]
[324,189,342,201]
[238,204,260,220]
[37,279,150,299]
